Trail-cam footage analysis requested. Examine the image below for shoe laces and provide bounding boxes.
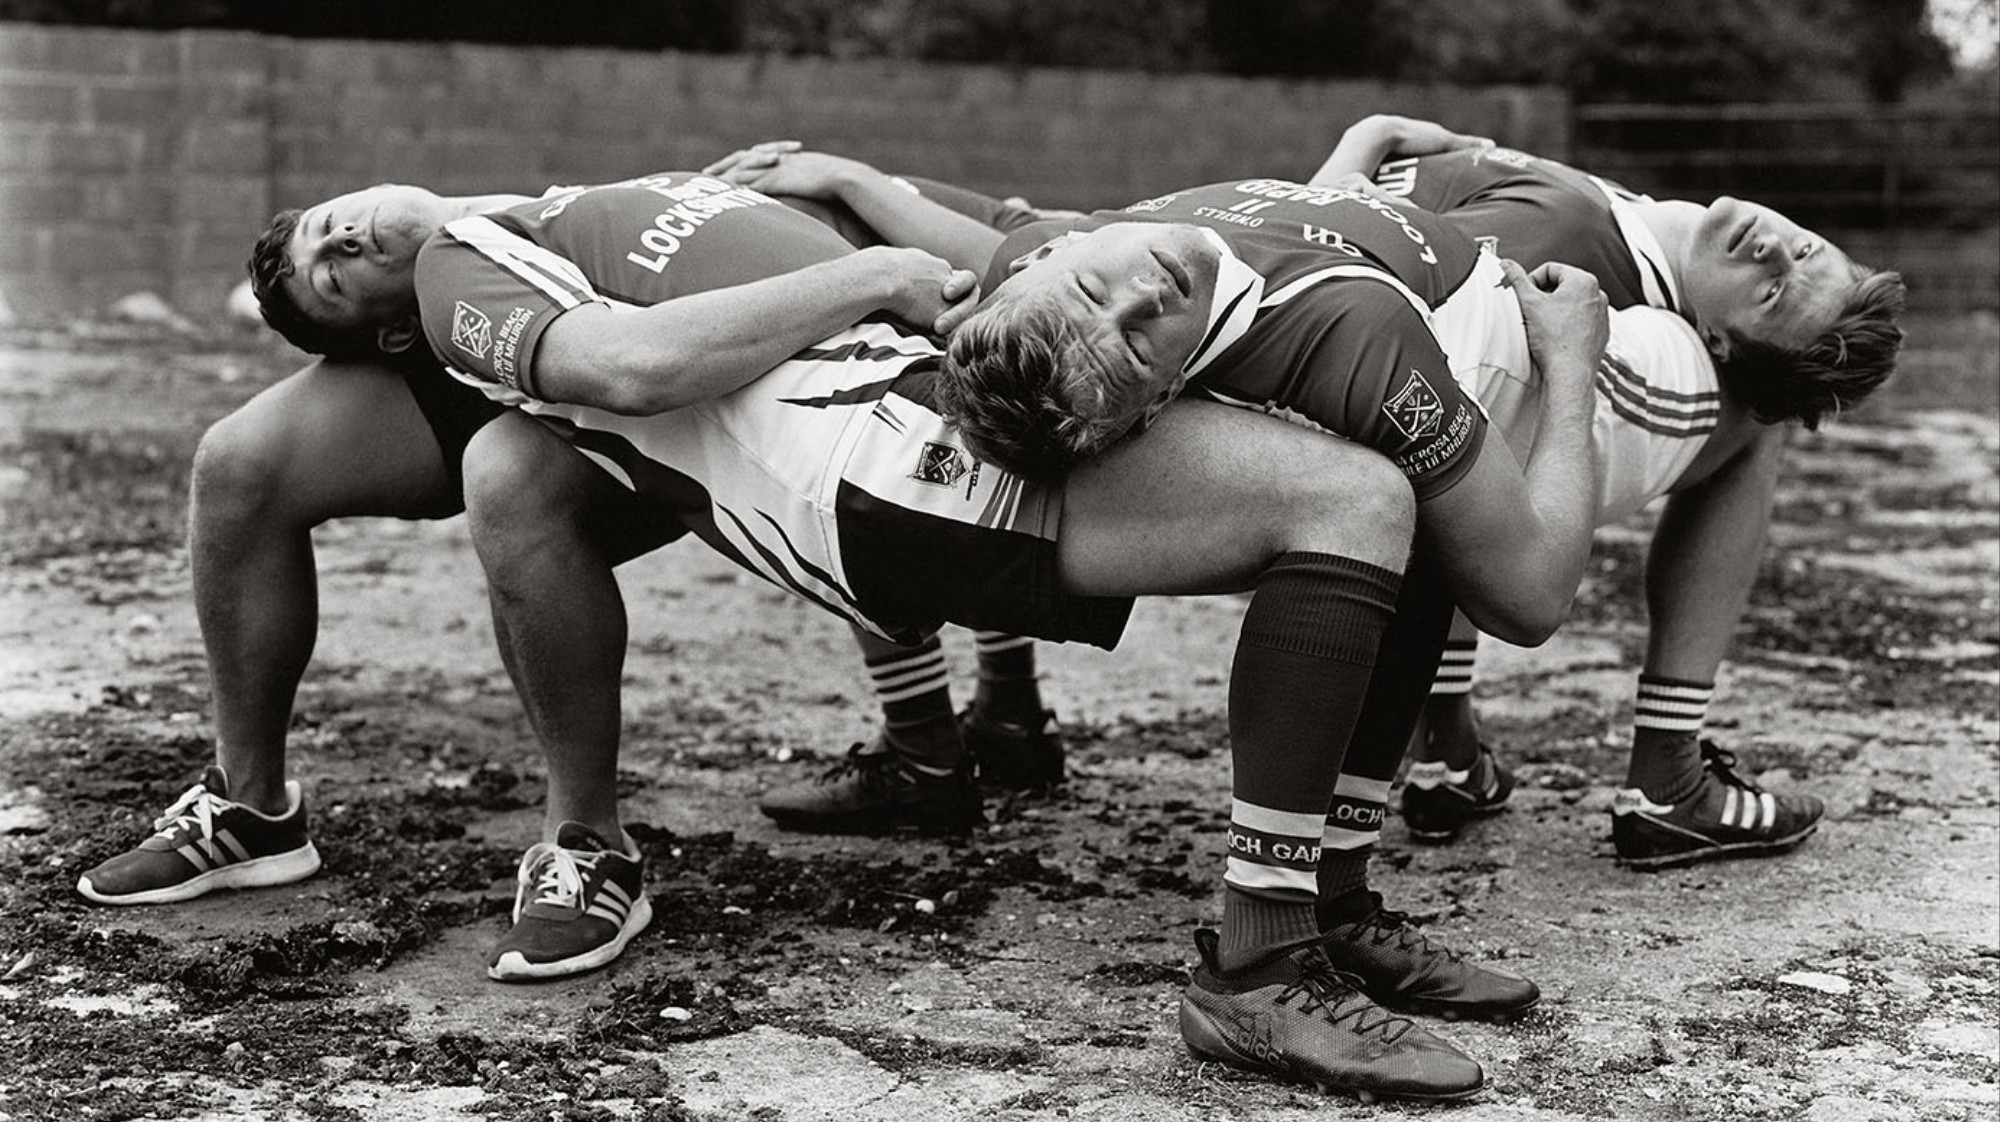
[1699,740,1764,794]
[150,781,233,858]
[816,743,903,792]
[1342,906,1466,964]
[1280,952,1413,1041]
[515,842,604,911]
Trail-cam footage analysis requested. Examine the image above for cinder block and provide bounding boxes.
[86,80,186,131]
[0,226,51,271]
[178,123,267,176]
[0,178,77,221]
[180,30,269,81]
[0,76,84,124]
[174,177,268,225]
[47,225,175,274]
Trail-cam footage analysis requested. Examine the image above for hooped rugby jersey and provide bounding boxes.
[989,179,1497,502]
[411,173,1065,644]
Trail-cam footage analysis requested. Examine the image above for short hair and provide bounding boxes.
[1719,265,1907,430]
[246,209,381,359]
[934,294,1135,482]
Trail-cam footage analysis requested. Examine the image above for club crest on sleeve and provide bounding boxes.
[911,441,970,487]
[451,301,493,360]
[1384,370,1443,439]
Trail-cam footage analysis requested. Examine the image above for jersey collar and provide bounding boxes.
[1180,228,1265,381]
[1590,176,1683,315]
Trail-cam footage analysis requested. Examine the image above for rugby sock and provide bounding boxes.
[865,634,963,773]
[1219,551,1399,971]
[1627,675,1713,803]
[970,631,1043,725]
[1318,559,1455,923]
[1411,639,1482,770]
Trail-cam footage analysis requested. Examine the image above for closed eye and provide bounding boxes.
[1076,277,1104,306]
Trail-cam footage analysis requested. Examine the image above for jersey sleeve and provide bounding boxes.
[894,175,1045,232]
[1198,281,1488,502]
[414,215,604,400]
[1373,150,1483,212]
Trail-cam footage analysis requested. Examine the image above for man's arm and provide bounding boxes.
[1641,427,1787,676]
[533,245,974,415]
[1308,114,1493,188]
[1417,261,1607,646]
[705,149,1008,275]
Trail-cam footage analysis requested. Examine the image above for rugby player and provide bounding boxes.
[1307,115,1903,867]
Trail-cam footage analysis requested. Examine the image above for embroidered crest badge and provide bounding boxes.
[911,441,970,487]
[451,301,492,360]
[1383,370,1444,439]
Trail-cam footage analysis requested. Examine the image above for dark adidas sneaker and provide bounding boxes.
[960,707,1064,790]
[1318,892,1540,1021]
[77,765,321,905]
[758,743,981,836]
[488,822,652,982]
[1178,929,1485,1103]
[1613,741,1825,870]
[1400,747,1514,844]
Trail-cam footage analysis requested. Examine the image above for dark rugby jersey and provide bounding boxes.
[1372,148,1680,313]
[990,179,1493,501]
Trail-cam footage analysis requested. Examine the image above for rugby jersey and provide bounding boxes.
[410,173,1059,643]
[1371,149,1723,506]
[989,179,1496,501]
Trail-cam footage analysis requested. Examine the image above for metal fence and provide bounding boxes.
[1573,103,2000,313]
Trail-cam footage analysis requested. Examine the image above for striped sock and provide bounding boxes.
[865,634,962,774]
[1220,552,1400,970]
[971,631,1042,723]
[1411,638,1481,769]
[1626,675,1712,803]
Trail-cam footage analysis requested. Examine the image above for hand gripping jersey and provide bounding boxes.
[1370,149,1725,516]
[990,179,1514,502]
[414,173,1129,647]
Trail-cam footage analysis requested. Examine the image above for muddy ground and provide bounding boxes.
[0,322,1995,1122]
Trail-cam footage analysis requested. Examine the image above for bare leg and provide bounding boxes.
[190,360,462,813]
[462,412,674,844]
[1055,402,1412,591]
[1630,429,1786,796]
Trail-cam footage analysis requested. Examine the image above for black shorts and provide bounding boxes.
[835,480,1132,650]
[400,361,687,561]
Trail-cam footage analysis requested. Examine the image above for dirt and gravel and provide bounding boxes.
[0,325,1995,1122]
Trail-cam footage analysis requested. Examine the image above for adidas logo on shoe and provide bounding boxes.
[76,765,321,906]
[1612,742,1825,870]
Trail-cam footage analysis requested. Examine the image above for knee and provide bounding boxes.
[462,414,591,552]
[1279,450,1415,567]
[189,408,297,528]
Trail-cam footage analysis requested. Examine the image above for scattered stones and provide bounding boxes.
[1780,971,1855,995]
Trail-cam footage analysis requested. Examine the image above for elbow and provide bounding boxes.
[1468,589,1573,648]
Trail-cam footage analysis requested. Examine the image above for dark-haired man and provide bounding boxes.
[1309,115,1903,866]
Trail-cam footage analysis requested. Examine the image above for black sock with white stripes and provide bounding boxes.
[1411,638,1480,770]
[865,634,965,774]
[1626,675,1713,804]
[1219,552,1400,971]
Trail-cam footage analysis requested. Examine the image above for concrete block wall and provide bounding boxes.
[0,24,1569,324]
